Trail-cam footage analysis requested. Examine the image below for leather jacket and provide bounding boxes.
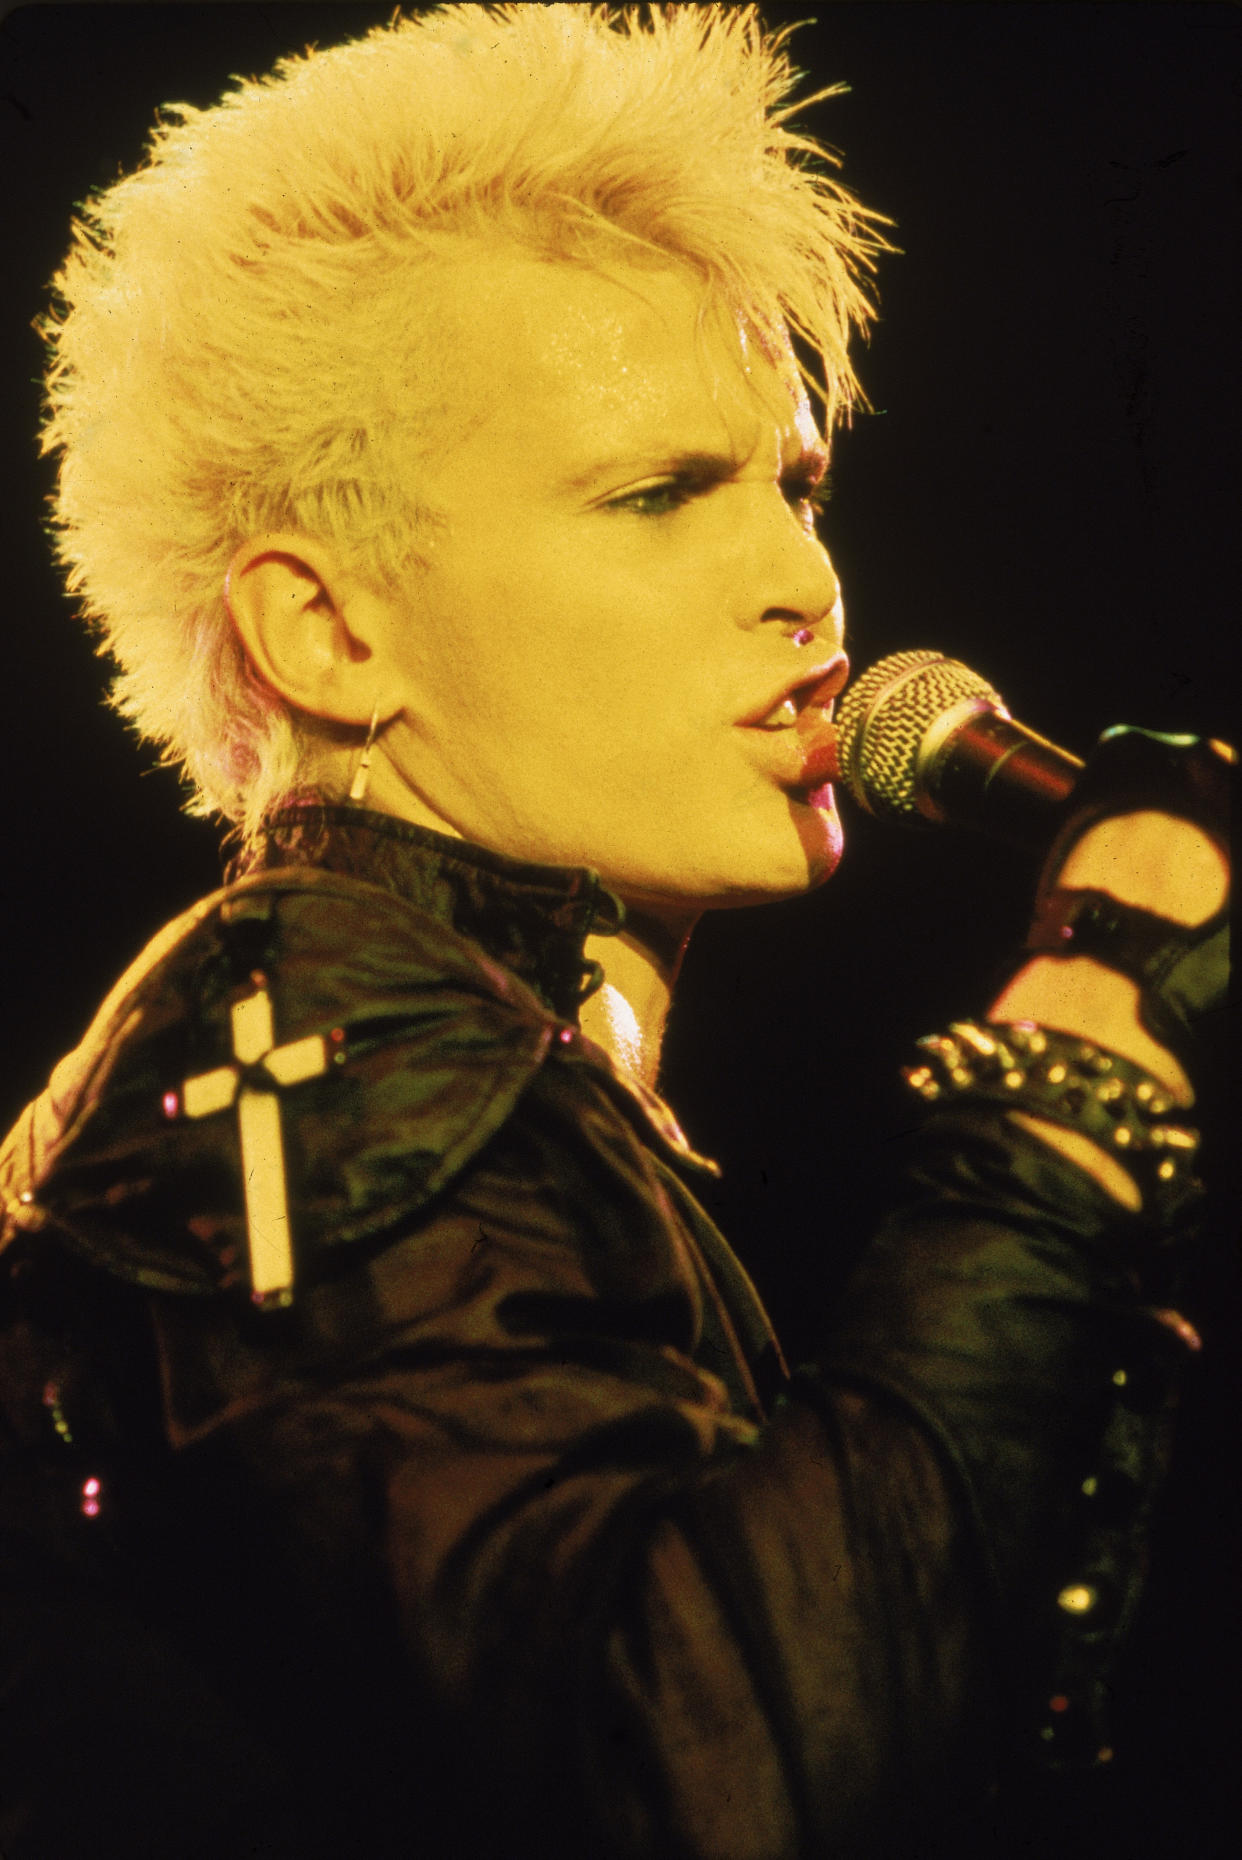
[0,805,1196,1859]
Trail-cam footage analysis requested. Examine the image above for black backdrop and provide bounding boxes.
[2,5,1238,1855]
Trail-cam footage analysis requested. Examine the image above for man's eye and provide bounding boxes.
[609,479,700,516]
[784,471,833,517]
[607,471,831,520]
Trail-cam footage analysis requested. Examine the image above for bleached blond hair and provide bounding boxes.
[40,4,891,846]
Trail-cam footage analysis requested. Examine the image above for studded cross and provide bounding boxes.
[171,976,329,1307]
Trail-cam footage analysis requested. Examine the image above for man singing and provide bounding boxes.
[0,8,1229,1856]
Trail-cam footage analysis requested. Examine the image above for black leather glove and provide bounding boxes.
[1023,727,1231,1081]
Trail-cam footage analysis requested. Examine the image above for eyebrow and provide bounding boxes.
[561,441,830,496]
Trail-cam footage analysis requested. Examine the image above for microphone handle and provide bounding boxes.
[917,704,1085,849]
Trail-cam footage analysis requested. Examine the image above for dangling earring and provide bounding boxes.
[348,704,381,804]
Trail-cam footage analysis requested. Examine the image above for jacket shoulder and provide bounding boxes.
[0,867,556,1298]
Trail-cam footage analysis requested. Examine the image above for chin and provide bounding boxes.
[790,783,843,868]
[597,791,844,916]
[683,793,846,911]
[751,788,844,898]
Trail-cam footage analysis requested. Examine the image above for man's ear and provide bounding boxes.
[224,532,385,727]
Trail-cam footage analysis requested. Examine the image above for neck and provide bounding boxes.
[579,906,696,1089]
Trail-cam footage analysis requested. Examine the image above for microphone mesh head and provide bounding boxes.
[835,650,1003,821]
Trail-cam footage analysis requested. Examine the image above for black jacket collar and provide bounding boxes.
[232,801,626,1022]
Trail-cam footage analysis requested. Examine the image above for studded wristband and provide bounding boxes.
[903,1020,1202,1225]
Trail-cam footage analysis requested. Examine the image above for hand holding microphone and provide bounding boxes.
[833,650,1231,1147]
[831,643,1231,864]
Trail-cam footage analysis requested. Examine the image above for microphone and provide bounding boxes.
[832,650,1085,850]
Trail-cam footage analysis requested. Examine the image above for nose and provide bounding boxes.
[759,531,843,651]
[741,488,843,648]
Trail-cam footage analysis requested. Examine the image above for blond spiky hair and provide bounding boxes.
[40,4,891,845]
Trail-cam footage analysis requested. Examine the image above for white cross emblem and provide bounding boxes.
[173,979,329,1307]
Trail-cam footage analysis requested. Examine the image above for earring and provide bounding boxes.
[348,704,381,804]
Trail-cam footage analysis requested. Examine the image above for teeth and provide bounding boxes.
[756,697,798,729]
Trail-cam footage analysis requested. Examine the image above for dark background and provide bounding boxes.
[2,4,1238,1854]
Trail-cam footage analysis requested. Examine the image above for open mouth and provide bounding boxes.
[751,695,801,730]
[742,655,849,733]
[741,659,846,790]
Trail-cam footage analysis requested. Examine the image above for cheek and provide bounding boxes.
[493,619,692,752]
[401,527,722,766]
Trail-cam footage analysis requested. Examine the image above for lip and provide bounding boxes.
[794,719,840,787]
[736,652,850,729]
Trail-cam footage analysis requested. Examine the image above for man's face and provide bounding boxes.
[375,252,846,917]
